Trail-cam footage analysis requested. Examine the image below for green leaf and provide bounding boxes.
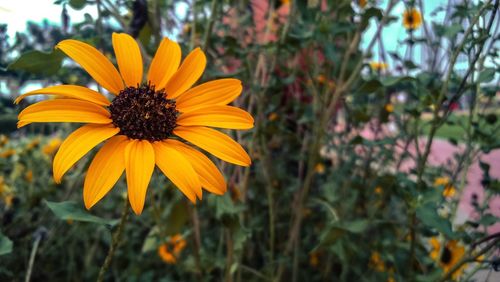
[416,203,455,238]
[361,7,383,29]
[45,200,119,226]
[380,76,414,86]
[477,68,495,83]
[444,24,462,38]
[358,79,383,93]
[69,0,86,10]
[0,231,13,256]
[7,50,64,76]
[479,214,499,226]
[163,201,188,236]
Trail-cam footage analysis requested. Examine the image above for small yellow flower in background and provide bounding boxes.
[428,238,466,280]
[0,149,16,158]
[369,251,386,272]
[42,137,63,156]
[182,24,191,34]
[15,33,253,215]
[375,186,383,194]
[281,0,290,5]
[434,177,456,198]
[0,176,14,208]
[0,135,8,147]
[316,74,326,84]
[369,61,388,72]
[434,177,449,186]
[25,170,33,183]
[385,104,394,113]
[315,163,326,174]
[268,112,279,121]
[403,8,422,30]
[309,251,320,267]
[158,234,187,264]
[26,138,40,151]
[358,0,367,8]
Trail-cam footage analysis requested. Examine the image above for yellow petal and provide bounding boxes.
[56,39,124,94]
[176,105,254,129]
[165,48,206,99]
[15,85,110,106]
[165,139,226,195]
[153,141,202,202]
[174,126,251,166]
[147,38,181,89]
[53,124,119,183]
[18,99,112,128]
[176,79,243,112]
[112,33,143,87]
[83,135,128,209]
[125,140,155,215]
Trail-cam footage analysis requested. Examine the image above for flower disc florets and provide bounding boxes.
[109,84,178,141]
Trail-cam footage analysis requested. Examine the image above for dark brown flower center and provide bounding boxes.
[440,247,452,264]
[109,84,178,141]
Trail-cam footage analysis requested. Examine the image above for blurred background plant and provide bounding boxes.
[1,0,499,281]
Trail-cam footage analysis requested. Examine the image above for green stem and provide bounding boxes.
[97,199,130,282]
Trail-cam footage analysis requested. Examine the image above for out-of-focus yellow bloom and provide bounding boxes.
[281,0,290,5]
[385,104,394,113]
[158,234,187,264]
[309,251,320,267]
[434,177,456,198]
[315,163,326,174]
[375,186,383,194]
[359,0,367,8]
[182,24,191,34]
[0,149,16,158]
[268,112,279,121]
[42,137,63,156]
[0,176,14,208]
[0,135,8,147]
[26,138,40,151]
[317,74,326,84]
[369,252,386,272]
[429,238,466,280]
[370,61,388,72]
[403,8,422,30]
[25,170,33,183]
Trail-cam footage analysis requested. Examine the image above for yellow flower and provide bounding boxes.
[315,163,325,174]
[369,61,388,72]
[358,0,367,8]
[316,74,326,84]
[434,177,456,198]
[375,186,383,194]
[0,135,8,147]
[158,244,176,264]
[26,138,40,151]
[42,137,63,156]
[0,149,16,158]
[268,112,279,121]
[281,0,290,5]
[158,234,187,264]
[385,104,394,113]
[429,238,466,280]
[25,170,33,183]
[3,194,14,208]
[309,251,320,267]
[403,8,422,30]
[369,252,386,272]
[15,33,253,215]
